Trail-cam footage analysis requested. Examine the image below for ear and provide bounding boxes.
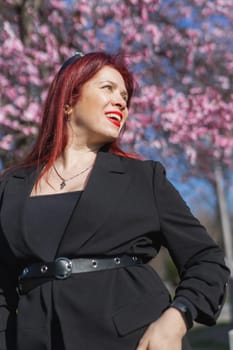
[64,104,73,116]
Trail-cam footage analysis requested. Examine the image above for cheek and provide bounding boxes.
[123,112,129,123]
[120,117,128,132]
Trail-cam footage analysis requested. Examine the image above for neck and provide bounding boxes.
[56,144,99,170]
[66,125,108,153]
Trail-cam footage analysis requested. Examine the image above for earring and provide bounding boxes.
[65,115,71,122]
[64,104,72,122]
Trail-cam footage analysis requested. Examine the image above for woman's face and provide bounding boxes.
[69,66,129,147]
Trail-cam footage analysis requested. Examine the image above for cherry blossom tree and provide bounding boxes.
[1,0,232,165]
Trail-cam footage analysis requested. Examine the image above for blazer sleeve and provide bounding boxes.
[152,161,230,325]
[0,176,18,347]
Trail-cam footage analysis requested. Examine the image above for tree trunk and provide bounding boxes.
[17,0,43,46]
[214,163,233,324]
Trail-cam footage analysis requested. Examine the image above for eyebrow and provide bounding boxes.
[98,80,128,99]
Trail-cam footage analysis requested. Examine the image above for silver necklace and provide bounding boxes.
[53,164,92,190]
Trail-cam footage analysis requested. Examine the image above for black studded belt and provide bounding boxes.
[17,255,143,295]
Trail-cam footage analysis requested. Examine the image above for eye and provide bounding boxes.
[122,94,128,102]
[102,84,113,91]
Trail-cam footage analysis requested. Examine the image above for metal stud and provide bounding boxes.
[41,265,48,273]
[114,257,121,265]
[92,260,98,268]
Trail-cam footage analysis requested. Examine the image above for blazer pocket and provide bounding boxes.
[112,290,170,336]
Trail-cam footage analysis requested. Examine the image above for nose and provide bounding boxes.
[111,92,127,110]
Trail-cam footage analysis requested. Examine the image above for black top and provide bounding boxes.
[25,191,198,320]
[25,191,83,261]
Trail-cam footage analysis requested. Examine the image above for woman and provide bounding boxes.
[0,51,229,350]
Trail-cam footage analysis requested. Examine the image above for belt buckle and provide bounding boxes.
[55,257,72,279]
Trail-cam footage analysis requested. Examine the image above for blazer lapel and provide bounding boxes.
[0,167,42,259]
[56,151,130,256]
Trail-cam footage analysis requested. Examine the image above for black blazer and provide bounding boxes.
[0,151,229,350]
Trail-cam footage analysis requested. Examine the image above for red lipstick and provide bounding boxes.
[105,111,123,128]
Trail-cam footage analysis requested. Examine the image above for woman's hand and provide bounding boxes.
[136,307,187,350]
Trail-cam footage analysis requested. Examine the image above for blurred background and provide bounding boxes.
[0,0,232,348]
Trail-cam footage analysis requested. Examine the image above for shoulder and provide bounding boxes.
[0,166,36,185]
[0,169,10,199]
[118,154,166,174]
[0,168,11,186]
[112,154,167,184]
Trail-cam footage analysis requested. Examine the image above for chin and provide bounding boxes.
[101,131,120,142]
[91,127,120,145]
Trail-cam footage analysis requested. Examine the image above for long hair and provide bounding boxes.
[19,52,137,177]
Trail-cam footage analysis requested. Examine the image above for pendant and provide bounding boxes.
[60,180,66,189]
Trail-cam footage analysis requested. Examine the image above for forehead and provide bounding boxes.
[89,66,127,90]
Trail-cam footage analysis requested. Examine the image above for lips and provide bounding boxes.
[105,111,123,128]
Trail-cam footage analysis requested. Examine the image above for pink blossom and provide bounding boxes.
[0,0,232,174]
[0,134,13,151]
